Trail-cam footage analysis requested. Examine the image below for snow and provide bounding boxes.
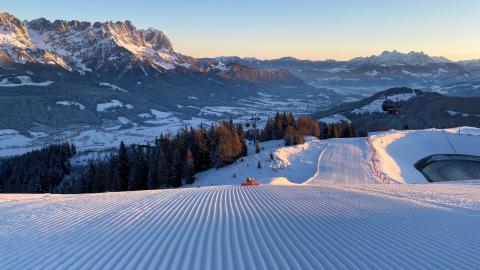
[28,131,48,139]
[339,182,480,212]
[363,69,380,77]
[342,97,360,102]
[319,113,351,124]
[27,29,88,73]
[0,129,33,157]
[0,76,53,87]
[96,100,124,112]
[2,128,480,268]
[117,116,131,125]
[199,106,239,116]
[214,62,228,71]
[305,138,378,185]
[138,113,153,118]
[352,91,416,114]
[56,101,86,110]
[370,129,480,183]
[143,110,178,125]
[351,50,451,66]
[99,82,128,93]
[456,126,480,136]
[447,110,478,117]
[321,67,350,73]
[1,183,480,269]
[149,109,171,119]
[195,128,480,186]
[402,69,421,77]
[194,139,325,186]
[108,27,187,71]
[437,68,449,74]
[0,115,212,156]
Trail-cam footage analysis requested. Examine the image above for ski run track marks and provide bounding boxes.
[1,128,480,269]
[1,185,480,270]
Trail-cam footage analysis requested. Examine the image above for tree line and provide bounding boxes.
[0,113,366,194]
[260,112,365,143]
[59,120,248,193]
[0,142,76,193]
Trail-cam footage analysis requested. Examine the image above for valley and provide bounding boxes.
[1,12,480,158]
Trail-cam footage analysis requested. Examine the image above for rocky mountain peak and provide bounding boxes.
[0,12,33,48]
[0,12,183,74]
[141,27,173,51]
[351,50,451,66]
[27,18,92,34]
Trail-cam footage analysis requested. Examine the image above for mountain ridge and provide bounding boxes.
[0,11,301,83]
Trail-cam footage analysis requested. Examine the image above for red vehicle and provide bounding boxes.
[241,176,260,186]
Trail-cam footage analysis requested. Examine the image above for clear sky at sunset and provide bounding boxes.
[3,0,480,60]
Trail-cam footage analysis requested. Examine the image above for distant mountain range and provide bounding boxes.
[0,12,305,81]
[0,11,480,156]
[206,51,480,97]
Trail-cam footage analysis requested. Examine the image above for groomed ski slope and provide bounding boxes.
[195,127,480,186]
[1,185,480,270]
[194,137,379,186]
[2,128,480,269]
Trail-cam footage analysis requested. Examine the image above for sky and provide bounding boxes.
[2,0,480,61]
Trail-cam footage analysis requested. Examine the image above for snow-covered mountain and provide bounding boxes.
[349,50,451,66]
[459,59,480,69]
[25,18,196,75]
[210,51,479,97]
[0,12,70,69]
[0,12,196,75]
[1,11,305,82]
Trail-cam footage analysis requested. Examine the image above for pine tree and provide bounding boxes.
[117,141,129,191]
[284,126,296,146]
[129,147,148,190]
[184,149,195,184]
[349,123,357,137]
[273,112,284,139]
[157,154,170,187]
[171,147,183,187]
[87,161,97,193]
[262,117,274,141]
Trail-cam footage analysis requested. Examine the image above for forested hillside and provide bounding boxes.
[0,113,364,193]
[315,88,480,131]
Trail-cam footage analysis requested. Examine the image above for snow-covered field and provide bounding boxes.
[0,76,53,87]
[96,100,125,112]
[56,100,86,110]
[2,128,480,269]
[318,113,351,124]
